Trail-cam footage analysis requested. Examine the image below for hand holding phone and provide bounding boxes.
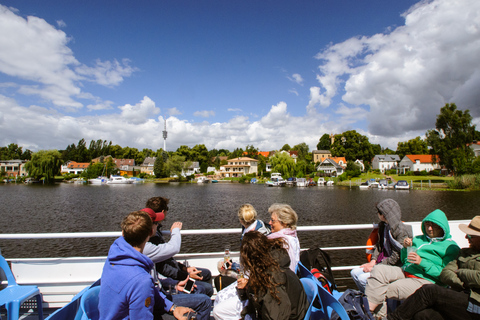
[179,277,196,294]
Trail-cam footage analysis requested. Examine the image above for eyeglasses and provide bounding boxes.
[467,234,479,239]
[269,218,279,223]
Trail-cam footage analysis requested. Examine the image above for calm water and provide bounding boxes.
[1,182,479,268]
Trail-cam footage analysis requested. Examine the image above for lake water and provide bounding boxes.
[1,182,479,269]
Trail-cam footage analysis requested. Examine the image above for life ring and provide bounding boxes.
[366,226,379,262]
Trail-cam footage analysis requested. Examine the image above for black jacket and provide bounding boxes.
[239,248,308,320]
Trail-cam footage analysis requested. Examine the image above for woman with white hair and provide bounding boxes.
[267,203,301,271]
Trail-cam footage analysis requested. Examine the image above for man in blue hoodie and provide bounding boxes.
[99,211,192,320]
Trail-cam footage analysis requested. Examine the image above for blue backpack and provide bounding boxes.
[331,289,374,320]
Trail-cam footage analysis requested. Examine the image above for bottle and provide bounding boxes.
[224,245,230,263]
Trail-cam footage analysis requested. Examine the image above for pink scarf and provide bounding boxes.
[268,228,297,239]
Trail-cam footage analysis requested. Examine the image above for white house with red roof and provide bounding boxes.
[399,155,441,173]
[61,161,90,174]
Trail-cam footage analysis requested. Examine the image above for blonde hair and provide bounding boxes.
[268,203,298,230]
[237,204,257,225]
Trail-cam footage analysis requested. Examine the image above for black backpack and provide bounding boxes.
[299,247,336,291]
[331,289,374,320]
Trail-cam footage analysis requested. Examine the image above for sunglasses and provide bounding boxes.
[467,234,479,239]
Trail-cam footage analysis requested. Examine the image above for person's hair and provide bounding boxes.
[240,231,287,303]
[121,211,153,247]
[237,203,257,225]
[268,203,298,230]
[146,196,169,212]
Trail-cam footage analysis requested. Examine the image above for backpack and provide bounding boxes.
[299,247,336,292]
[331,289,374,320]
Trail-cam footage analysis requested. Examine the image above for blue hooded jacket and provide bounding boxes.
[99,236,165,320]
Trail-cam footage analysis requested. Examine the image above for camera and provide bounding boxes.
[183,278,196,293]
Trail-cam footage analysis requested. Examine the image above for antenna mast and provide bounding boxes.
[162,116,168,151]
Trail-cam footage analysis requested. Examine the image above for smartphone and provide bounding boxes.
[185,311,197,319]
[183,278,196,293]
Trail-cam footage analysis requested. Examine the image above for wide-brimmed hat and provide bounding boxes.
[459,216,480,236]
[140,208,165,223]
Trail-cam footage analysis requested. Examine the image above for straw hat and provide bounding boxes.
[459,216,480,236]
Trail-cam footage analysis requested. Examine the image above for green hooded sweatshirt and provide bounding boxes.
[401,209,460,285]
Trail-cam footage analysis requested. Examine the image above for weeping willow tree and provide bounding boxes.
[270,152,296,178]
[25,150,63,184]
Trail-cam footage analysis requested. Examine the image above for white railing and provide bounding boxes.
[1,220,470,308]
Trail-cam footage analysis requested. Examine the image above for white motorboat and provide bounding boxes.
[317,178,325,186]
[196,176,210,183]
[88,176,107,185]
[296,178,308,187]
[359,179,378,189]
[106,175,133,184]
[395,180,410,190]
[265,173,286,187]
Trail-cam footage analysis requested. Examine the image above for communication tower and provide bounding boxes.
[162,117,168,151]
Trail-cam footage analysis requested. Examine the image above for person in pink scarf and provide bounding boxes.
[267,203,301,272]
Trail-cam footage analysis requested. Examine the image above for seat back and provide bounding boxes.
[300,278,325,319]
[316,284,350,320]
[80,286,101,320]
[0,254,17,286]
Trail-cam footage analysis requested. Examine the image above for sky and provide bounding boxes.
[1,0,479,153]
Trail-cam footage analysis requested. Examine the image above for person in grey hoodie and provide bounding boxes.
[351,199,412,292]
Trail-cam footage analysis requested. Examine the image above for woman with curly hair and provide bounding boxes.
[237,231,308,320]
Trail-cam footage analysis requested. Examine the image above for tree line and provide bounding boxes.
[2,103,479,182]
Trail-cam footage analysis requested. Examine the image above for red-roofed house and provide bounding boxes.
[399,155,441,173]
[242,151,272,158]
[61,161,90,174]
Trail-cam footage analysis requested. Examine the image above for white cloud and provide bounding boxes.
[86,100,114,111]
[288,73,304,85]
[56,20,66,28]
[0,5,136,110]
[167,107,182,116]
[193,110,215,118]
[314,0,480,137]
[227,108,242,112]
[118,96,159,124]
[289,88,299,96]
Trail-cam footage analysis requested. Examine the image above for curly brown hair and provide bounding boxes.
[240,231,287,303]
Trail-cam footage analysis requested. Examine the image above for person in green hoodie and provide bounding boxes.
[365,209,460,319]
[386,215,480,320]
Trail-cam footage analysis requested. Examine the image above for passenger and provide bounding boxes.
[267,203,300,271]
[213,203,301,320]
[219,203,270,278]
[145,196,214,297]
[365,209,460,319]
[237,231,308,320]
[99,210,192,320]
[141,207,212,320]
[239,203,271,239]
[351,199,412,292]
[387,215,480,320]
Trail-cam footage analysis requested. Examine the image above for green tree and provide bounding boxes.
[330,130,375,163]
[292,142,309,161]
[244,145,259,159]
[317,134,331,151]
[25,150,63,183]
[153,155,166,178]
[426,103,476,175]
[345,161,361,178]
[280,144,291,152]
[396,137,429,159]
[0,143,32,160]
[166,155,186,178]
[176,145,193,161]
[270,152,295,178]
[191,144,209,166]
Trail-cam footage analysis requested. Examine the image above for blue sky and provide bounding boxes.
[1,0,479,153]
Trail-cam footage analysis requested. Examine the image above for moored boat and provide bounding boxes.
[106,175,133,184]
[88,176,107,185]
